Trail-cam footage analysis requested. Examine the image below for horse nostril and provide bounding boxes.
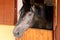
[13,31,20,37]
[17,32,19,35]
[15,32,19,36]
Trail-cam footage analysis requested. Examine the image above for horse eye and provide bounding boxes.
[29,14,32,16]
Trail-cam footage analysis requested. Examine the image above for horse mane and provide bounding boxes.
[19,3,31,18]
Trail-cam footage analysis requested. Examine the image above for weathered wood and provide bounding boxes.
[16,28,52,40]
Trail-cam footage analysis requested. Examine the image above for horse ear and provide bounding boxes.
[22,0,25,4]
[31,6,35,12]
[22,0,30,4]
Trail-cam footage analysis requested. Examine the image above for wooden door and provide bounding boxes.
[0,0,17,25]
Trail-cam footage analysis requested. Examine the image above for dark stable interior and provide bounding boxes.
[31,0,53,30]
[32,6,53,30]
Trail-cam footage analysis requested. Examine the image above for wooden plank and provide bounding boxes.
[0,25,15,40]
[0,0,17,25]
[55,0,60,40]
[16,28,52,40]
[54,0,57,40]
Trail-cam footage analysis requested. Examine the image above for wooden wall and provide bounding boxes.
[0,0,17,25]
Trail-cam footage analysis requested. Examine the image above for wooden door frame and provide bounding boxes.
[14,0,17,25]
[54,0,60,40]
[54,0,57,40]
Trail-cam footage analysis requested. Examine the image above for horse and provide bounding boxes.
[13,0,53,38]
